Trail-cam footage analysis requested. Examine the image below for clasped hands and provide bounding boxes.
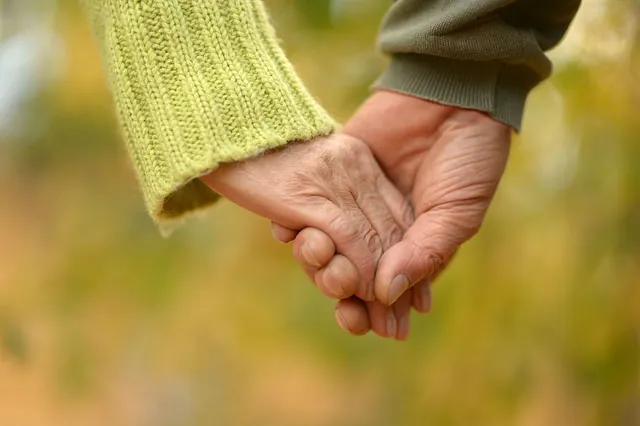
[200,91,511,340]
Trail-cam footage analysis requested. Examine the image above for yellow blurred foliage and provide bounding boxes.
[0,1,638,425]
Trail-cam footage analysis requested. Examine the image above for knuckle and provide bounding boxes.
[407,239,446,280]
[317,137,347,165]
[362,226,382,260]
[298,229,334,265]
[322,134,365,166]
[321,270,350,299]
[326,213,354,239]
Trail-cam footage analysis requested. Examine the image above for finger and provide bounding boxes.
[348,182,407,300]
[375,175,414,232]
[271,222,298,243]
[348,154,414,304]
[320,207,382,302]
[292,228,360,299]
[293,228,335,269]
[393,291,412,341]
[353,186,403,256]
[315,255,360,299]
[334,298,370,336]
[374,211,465,305]
[411,280,432,313]
[366,300,398,339]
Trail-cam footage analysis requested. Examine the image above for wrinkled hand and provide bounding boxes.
[199,134,412,302]
[292,91,512,338]
[272,225,418,339]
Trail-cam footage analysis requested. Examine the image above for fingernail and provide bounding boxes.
[335,309,351,333]
[388,274,410,304]
[302,243,321,268]
[386,310,397,338]
[270,227,280,242]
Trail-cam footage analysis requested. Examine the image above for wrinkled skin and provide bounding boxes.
[281,91,512,339]
[200,134,412,303]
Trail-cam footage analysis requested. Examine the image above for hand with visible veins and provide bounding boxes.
[199,133,413,306]
[275,91,512,339]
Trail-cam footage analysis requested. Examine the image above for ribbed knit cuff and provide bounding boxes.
[374,53,540,131]
[87,0,336,225]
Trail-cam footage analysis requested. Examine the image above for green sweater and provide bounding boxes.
[83,0,580,226]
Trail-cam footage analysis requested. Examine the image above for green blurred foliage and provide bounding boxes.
[0,1,638,425]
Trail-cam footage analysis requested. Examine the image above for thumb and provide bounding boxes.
[373,206,482,305]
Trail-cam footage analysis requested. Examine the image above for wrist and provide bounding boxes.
[374,54,535,131]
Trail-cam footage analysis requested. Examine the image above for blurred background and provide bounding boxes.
[0,0,638,425]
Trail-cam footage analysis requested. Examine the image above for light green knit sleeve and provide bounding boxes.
[82,0,336,225]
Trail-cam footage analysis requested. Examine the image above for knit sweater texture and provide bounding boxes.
[375,0,581,130]
[83,0,336,226]
[83,0,579,226]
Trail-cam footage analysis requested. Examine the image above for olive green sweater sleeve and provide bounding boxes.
[375,0,581,130]
[82,0,336,225]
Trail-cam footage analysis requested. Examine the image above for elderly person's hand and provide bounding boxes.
[283,91,511,339]
[199,133,412,302]
[272,225,420,340]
